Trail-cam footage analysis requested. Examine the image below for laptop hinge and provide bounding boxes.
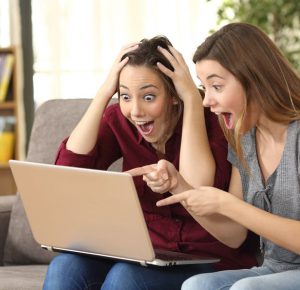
[41,245,54,252]
[139,261,148,267]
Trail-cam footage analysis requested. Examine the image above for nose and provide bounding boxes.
[131,99,144,117]
[202,92,216,108]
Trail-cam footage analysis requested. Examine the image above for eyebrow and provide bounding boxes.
[206,74,225,80]
[140,84,159,90]
[119,84,159,90]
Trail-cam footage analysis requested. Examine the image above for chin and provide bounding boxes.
[143,135,156,143]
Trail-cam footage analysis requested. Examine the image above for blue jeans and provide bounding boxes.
[182,266,300,290]
[43,253,215,290]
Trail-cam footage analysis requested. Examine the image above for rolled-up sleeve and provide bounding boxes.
[55,104,122,170]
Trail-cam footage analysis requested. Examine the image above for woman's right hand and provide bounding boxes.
[96,42,139,102]
[127,159,192,195]
[66,42,139,154]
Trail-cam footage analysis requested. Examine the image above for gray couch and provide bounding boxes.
[0,98,121,290]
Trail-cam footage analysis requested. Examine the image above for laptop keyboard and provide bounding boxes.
[155,249,201,261]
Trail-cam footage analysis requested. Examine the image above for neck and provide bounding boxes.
[151,109,180,155]
[256,116,288,143]
[152,142,166,154]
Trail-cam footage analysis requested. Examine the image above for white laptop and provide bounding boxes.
[9,160,220,267]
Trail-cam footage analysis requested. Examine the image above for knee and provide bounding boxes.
[46,254,73,276]
[182,273,218,290]
[43,254,90,290]
[230,277,258,290]
[43,254,71,289]
[102,263,140,290]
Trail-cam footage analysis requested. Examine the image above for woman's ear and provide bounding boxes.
[172,97,179,105]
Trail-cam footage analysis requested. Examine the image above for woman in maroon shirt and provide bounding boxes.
[43,36,257,290]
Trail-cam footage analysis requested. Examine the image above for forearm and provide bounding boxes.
[221,197,300,255]
[67,93,111,154]
[169,173,246,248]
[167,179,248,248]
[191,212,247,248]
[179,92,215,187]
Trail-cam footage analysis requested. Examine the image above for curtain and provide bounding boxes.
[0,0,26,159]
[0,0,11,46]
[31,0,220,105]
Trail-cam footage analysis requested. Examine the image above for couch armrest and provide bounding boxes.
[0,195,15,265]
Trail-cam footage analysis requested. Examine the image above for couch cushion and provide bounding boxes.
[4,99,92,265]
[3,193,57,265]
[0,195,15,266]
[3,99,122,265]
[0,265,48,290]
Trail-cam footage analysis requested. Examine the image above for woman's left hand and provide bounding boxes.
[157,46,200,102]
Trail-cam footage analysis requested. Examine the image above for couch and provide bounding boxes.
[0,98,121,290]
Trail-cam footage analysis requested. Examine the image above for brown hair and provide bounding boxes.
[193,22,300,162]
[121,36,182,116]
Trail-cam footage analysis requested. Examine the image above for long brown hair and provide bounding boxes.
[193,22,300,162]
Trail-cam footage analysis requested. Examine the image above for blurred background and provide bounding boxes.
[0,0,300,153]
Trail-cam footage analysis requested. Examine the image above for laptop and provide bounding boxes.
[9,160,220,267]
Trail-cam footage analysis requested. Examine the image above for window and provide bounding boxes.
[31,0,221,106]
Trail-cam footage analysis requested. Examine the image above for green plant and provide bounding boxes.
[209,0,300,71]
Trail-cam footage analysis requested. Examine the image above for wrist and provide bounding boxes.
[95,82,116,101]
[94,89,113,105]
[218,191,240,216]
[170,172,193,195]
[182,88,202,103]
[182,94,204,114]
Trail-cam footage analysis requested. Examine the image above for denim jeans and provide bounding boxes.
[182,266,300,290]
[42,253,215,290]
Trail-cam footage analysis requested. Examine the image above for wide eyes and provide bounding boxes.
[212,85,222,91]
[120,94,130,101]
[198,84,222,92]
[144,94,155,101]
[120,94,156,102]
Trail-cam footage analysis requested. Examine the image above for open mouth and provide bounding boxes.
[135,121,154,136]
[222,113,234,129]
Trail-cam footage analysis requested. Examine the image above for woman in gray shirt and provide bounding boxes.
[130,22,300,290]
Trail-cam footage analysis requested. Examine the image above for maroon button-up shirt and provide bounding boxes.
[55,103,257,270]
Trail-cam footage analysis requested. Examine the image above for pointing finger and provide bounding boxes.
[126,164,157,177]
[156,192,188,207]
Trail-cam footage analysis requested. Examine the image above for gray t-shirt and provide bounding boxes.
[228,120,300,272]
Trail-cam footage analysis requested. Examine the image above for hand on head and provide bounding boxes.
[98,42,139,101]
[126,159,178,194]
[157,45,200,101]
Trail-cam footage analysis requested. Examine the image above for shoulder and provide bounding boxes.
[241,128,256,159]
[102,102,125,124]
[103,102,121,118]
[287,121,300,165]
[286,121,300,151]
[228,129,255,170]
[102,101,137,135]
